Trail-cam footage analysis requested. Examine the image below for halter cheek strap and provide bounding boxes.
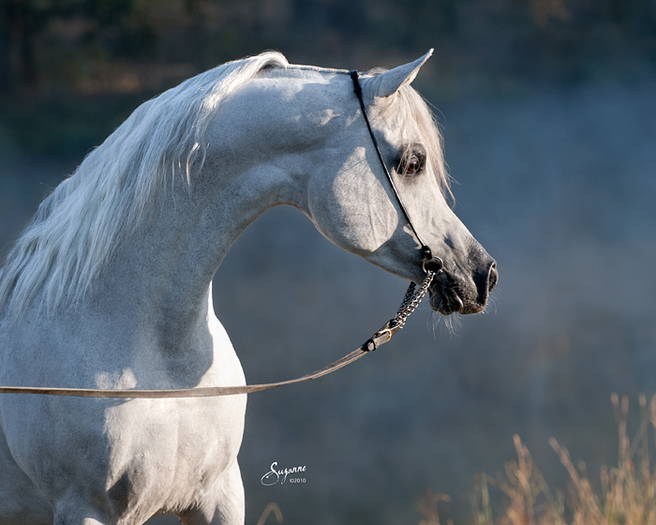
[349,70,443,274]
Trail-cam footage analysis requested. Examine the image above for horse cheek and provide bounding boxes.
[309,157,399,254]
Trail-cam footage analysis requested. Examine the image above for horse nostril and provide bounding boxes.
[487,262,498,293]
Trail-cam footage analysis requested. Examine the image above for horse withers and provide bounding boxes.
[0,51,496,525]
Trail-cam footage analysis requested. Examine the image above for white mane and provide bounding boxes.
[0,51,288,315]
[0,52,452,318]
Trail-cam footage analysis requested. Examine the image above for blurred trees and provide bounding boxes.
[1,0,655,95]
[0,0,654,154]
[1,0,156,93]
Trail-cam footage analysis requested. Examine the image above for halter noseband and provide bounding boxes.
[349,70,444,275]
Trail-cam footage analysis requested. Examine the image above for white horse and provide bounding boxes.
[0,51,496,525]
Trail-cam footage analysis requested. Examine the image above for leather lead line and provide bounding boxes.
[0,266,438,399]
[0,269,436,399]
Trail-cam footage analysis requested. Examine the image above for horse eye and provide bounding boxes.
[406,157,421,174]
[399,151,425,176]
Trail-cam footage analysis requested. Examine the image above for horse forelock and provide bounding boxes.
[0,51,289,316]
[396,86,452,201]
[366,67,452,203]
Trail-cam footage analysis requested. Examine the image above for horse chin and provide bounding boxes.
[428,286,464,315]
[427,273,485,315]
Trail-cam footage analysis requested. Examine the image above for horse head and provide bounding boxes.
[304,52,497,315]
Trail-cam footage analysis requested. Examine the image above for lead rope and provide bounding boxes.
[0,71,441,399]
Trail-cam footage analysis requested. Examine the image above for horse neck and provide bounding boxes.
[95,168,290,342]
[93,72,349,348]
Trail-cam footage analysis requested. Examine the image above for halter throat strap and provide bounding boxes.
[349,70,436,265]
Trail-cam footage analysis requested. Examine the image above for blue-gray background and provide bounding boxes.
[1,2,655,523]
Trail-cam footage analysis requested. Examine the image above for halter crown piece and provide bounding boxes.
[0,70,443,399]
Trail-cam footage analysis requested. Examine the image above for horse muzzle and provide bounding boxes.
[428,256,498,315]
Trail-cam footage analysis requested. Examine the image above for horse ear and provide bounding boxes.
[362,49,433,99]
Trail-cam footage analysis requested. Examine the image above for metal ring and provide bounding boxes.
[374,328,393,344]
[422,256,444,275]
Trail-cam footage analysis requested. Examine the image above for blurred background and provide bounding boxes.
[1,1,655,523]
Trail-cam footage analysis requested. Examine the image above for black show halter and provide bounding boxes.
[0,70,444,399]
[349,70,444,276]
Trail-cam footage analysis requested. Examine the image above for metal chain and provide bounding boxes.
[362,268,439,352]
[392,269,436,329]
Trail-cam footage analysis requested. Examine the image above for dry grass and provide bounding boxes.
[417,490,454,525]
[418,394,656,525]
[256,503,283,525]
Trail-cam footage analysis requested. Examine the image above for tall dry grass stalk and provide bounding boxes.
[417,490,454,525]
[468,394,656,525]
[256,502,283,525]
